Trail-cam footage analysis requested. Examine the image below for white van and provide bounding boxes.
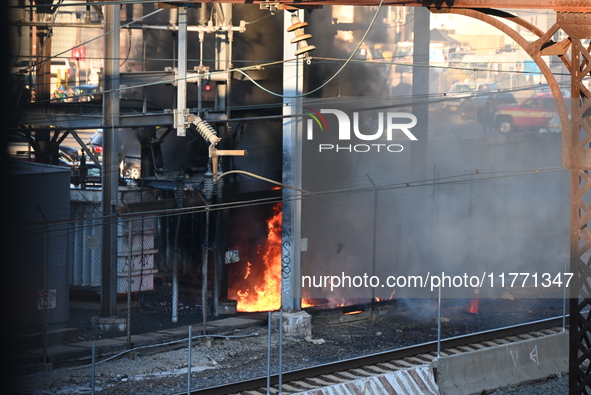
[50,58,72,85]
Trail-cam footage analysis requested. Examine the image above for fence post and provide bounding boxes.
[43,222,49,370]
[127,218,133,350]
[278,309,283,395]
[267,311,272,395]
[187,325,192,394]
[91,341,96,395]
[212,245,219,317]
[202,208,210,334]
[173,214,181,323]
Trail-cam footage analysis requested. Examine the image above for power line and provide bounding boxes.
[236,0,385,99]
[10,1,573,102]
[10,165,567,237]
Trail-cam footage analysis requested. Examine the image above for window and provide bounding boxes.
[542,99,557,110]
[521,99,539,109]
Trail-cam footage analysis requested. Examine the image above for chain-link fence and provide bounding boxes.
[10,197,219,375]
[6,96,575,390]
[7,173,572,394]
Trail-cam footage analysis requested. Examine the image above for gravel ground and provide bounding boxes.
[11,298,567,394]
[488,374,568,394]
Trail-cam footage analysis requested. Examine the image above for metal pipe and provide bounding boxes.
[142,25,148,113]
[197,31,205,115]
[176,7,188,137]
[227,30,234,119]
[125,23,246,33]
[11,21,103,28]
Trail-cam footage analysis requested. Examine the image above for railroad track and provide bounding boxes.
[182,316,566,395]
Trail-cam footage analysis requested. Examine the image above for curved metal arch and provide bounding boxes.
[476,8,546,38]
[430,8,591,395]
[430,7,573,167]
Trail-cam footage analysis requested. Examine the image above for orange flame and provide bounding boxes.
[344,311,363,316]
[301,298,315,308]
[244,262,252,280]
[230,204,282,312]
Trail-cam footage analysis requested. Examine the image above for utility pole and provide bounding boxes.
[101,3,120,316]
[281,10,304,312]
[411,7,430,179]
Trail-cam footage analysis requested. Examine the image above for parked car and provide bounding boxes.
[11,58,35,76]
[87,130,104,162]
[494,92,566,134]
[87,130,141,179]
[7,131,34,160]
[458,89,517,123]
[7,131,77,167]
[71,156,102,187]
[71,84,99,102]
[442,81,499,112]
[49,58,72,80]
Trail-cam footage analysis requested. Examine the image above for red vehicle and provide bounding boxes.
[494,93,560,134]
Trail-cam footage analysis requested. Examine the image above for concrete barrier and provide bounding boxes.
[434,332,568,395]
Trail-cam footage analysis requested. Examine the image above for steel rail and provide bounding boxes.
[182,316,566,395]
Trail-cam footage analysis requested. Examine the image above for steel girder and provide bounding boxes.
[81,1,591,12]
[567,35,591,395]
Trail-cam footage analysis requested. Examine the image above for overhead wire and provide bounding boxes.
[10,0,567,78]
[245,9,282,25]
[9,0,187,9]
[36,52,574,104]
[11,7,165,78]
[17,50,572,109]
[10,165,568,239]
[10,1,572,103]
[235,0,385,98]
[9,1,571,218]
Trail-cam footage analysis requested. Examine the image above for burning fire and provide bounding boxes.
[344,311,363,315]
[230,204,282,312]
[228,203,397,313]
[301,298,315,308]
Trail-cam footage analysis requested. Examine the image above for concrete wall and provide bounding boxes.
[435,332,568,395]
